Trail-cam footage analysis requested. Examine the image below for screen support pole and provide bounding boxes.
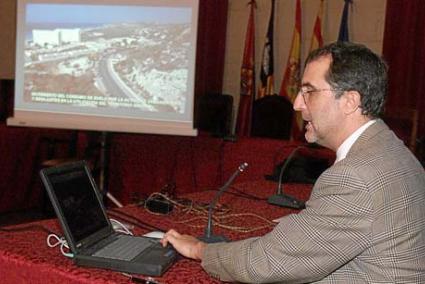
[99,131,123,207]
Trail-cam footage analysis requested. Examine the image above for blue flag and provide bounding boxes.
[338,0,352,42]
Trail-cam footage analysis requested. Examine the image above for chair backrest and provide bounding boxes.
[195,93,233,137]
[251,95,293,139]
[383,106,418,152]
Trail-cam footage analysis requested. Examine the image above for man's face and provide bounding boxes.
[293,55,345,149]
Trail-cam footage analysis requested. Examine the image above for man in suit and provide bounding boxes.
[161,42,425,283]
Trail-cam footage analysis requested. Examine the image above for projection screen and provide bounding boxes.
[8,0,199,136]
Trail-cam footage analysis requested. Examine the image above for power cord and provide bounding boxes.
[228,185,267,201]
[143,192,275,233]
[108,209,163,232]
[46,218,134,258]
[122,273,162,284]
[110,218,133,235]
[47,234,73,258]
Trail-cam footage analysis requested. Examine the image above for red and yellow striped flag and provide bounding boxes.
[310,0,324,52]
[235,0,256,137]
[279,0,302,140]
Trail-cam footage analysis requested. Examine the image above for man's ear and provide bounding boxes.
[342,91,361,115]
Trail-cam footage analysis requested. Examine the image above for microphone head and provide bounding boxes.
[238,162,248,172]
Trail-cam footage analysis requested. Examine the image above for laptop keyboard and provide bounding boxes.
[92,235,153,261]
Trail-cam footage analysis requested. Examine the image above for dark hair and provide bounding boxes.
[305,42,388,118]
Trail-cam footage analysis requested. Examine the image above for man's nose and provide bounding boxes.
[293,93,305,111]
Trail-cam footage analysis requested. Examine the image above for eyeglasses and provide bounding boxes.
[297,88,338,104]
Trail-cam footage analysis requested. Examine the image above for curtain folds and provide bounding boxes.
[195,0,228,97]
[382,0,425,138]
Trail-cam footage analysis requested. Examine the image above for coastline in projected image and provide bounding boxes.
[23,4,192,114]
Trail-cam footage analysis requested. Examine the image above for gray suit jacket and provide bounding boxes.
[202,120,425,283]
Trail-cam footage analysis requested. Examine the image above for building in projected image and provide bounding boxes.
[32,28,81,46]
[59,29,81,43]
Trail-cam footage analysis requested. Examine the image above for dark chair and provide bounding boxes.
[40,130,103,216]
[251,95,293,139]
[40,130,79,167]
[40,130,101,169]
[195,93,233,137]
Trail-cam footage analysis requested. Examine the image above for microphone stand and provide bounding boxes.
[199,162,248,243]
[268,147,305,209]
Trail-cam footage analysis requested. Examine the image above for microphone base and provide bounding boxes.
[198,235,228,243]
[268,194,305,209]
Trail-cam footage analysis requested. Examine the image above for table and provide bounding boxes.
[0,180,312,283]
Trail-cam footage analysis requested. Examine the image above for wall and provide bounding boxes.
[223,0,387,130]
[0,0,16,79]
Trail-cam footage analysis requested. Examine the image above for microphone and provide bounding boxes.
[268,146,305,209]
[199,162,248,243]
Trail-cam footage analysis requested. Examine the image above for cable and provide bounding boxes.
[45,218,133,258]
[122,273,162,284]
[143,192,227,217]
[175,212,275,233]
[108,209,163,232]
[47,234,73,258]
[227,185,267,201]
[110,218,133,235]
[106,192,124,208]
[142,192,274,234]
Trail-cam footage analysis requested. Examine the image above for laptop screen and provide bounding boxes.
[49,167,109,243]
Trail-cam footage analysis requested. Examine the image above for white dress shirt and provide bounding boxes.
[335,120,376,163]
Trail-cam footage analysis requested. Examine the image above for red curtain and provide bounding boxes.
[195,1,228,97]
[382,0,425,139]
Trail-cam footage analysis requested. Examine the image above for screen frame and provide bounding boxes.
[9,0,199,136]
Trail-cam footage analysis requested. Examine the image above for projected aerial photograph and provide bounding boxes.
[23,4,193,114]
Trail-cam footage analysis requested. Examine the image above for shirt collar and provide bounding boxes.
[335,120,376,163]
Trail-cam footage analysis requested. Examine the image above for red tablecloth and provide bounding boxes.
[0,180,312,283]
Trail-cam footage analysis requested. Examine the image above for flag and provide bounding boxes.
[338,0,352,42]
[235,0,256,137]
[279,0,302,140]
[257,0,275,99]
[310,0,324,52]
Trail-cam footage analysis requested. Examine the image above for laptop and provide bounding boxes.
[40,160,176,276]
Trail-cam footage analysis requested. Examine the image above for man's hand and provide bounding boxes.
[160,229,206,260]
